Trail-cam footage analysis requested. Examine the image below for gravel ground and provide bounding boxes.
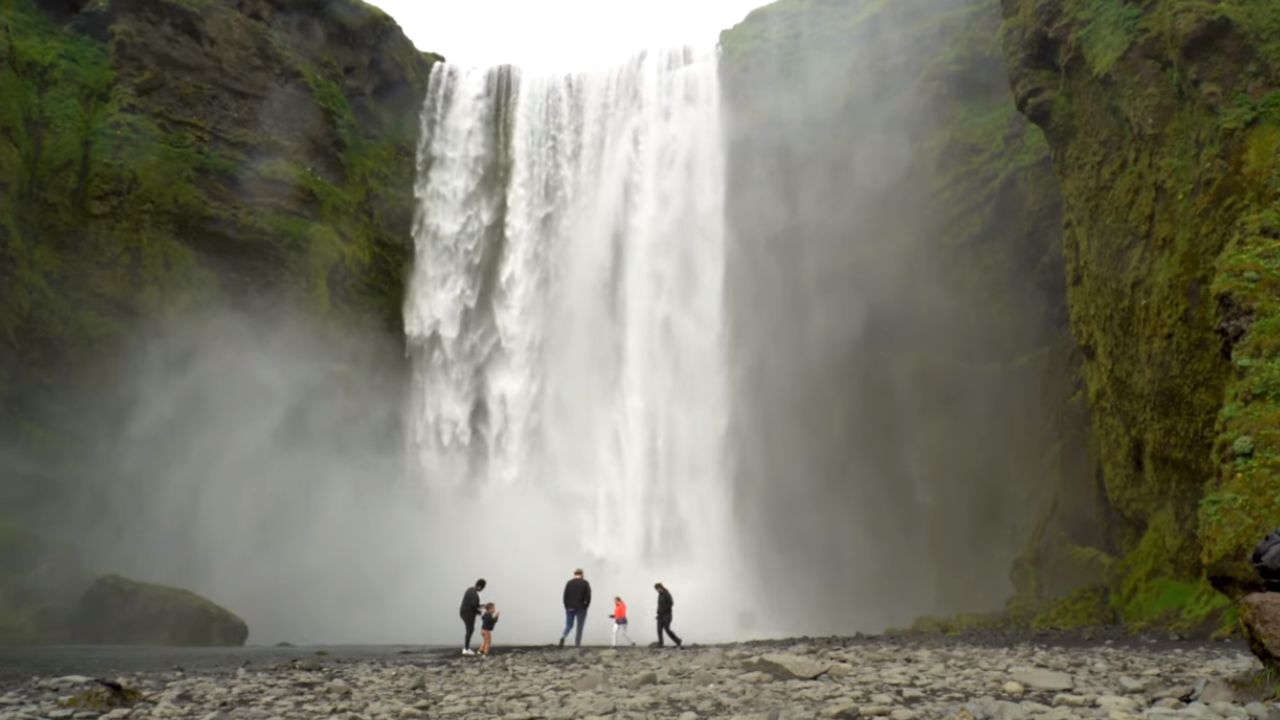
[0,635,1271,720]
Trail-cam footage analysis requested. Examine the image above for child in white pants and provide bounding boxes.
[610,596,636,647]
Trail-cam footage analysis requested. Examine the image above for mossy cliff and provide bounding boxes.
[1002,0,1280,628]
[0,0,437,451]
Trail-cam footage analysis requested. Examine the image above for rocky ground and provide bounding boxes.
[0,636,1274,720]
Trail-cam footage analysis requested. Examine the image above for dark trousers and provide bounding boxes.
[461,612,476,649]
[561,608,588,646]
[657,614,681,646]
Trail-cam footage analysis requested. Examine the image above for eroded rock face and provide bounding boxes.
[1240,593,1280,672]
[73,574,249,646]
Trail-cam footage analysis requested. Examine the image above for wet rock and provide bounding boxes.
[1095,695,1140,713]
[629,671,658,688]
[1117,675,1149,693]
[822,701,861,718]
[1008,669,1073,692]
[573,672,604,691]
[748,653,831,680]
[1198,679,1242,704]
[1051,693,1087,707]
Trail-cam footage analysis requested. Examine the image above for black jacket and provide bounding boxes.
[657,588,674,618]
[460,586,482,617]
[563,577,591,611]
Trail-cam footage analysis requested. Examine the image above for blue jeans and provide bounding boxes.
[561,608,587,646]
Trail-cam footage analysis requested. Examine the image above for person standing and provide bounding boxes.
[479,603,500,656]
[459,578,486,655]
[654,582,682,648]
[559,568,591,647]
[610,596,636,647]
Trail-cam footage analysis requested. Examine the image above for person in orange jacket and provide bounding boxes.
[609,596,636,647]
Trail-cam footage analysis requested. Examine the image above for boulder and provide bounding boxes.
[1241,593,1280,672]
[72,575,248,646]
[748,653,830,680]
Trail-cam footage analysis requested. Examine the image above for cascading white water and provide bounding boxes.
[405,49,755,641]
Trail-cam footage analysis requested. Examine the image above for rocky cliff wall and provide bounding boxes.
[1002,0,1280,629]
[0,0,436,450]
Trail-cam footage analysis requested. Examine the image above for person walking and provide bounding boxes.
[559,568,591,647]
[609,596,636,647]
[654,582,682,648]
[459,578,486,655]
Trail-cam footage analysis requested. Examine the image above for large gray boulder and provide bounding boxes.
[73,575,248,646]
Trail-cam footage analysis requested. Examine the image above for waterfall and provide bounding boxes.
[405,48,752,640]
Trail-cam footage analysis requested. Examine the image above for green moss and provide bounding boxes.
[905,611,1008,637]
[62,684,141,712]
[1032,586,1115,629]
[299,62,356,149]
[1070,0,1143,76]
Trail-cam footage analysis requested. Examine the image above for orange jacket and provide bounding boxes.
[613,599,627,621]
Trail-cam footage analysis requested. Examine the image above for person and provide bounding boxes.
[654,582,682,648]
[609,595,636,647]
[479,602,500,656]
[459,578,486,655]
[559,568,591,647]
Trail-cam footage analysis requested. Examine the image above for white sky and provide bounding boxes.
[366,0,771,70]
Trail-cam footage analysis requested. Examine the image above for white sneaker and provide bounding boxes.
[462,648,475,656]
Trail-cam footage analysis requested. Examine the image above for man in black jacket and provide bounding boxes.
[459,578,486,655]
[654,582,682,648]
[559,569,591,647]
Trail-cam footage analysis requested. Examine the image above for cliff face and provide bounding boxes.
[0,0,436,450]
[1002,0,1280,626]
[720,0,1090,628]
